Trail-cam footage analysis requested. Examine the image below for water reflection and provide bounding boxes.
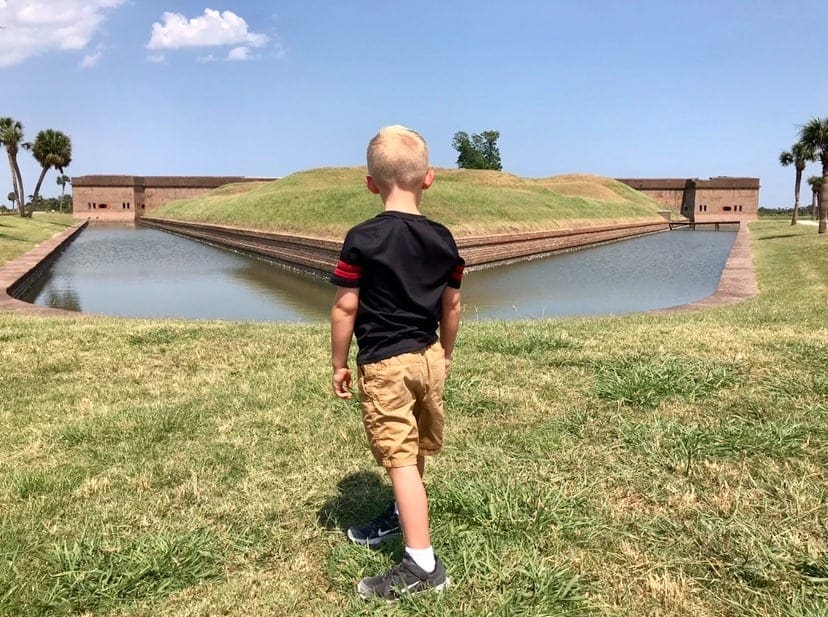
[23,224,736,322]
[460,229,737,319]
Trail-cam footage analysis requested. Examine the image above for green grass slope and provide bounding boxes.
[0,213,74,266]
[150,167,667,238]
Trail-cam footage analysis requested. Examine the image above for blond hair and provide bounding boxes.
[366,125,429,191]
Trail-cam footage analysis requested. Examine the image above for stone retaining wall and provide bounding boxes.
[139,217,670,276]
[0,221,88,316]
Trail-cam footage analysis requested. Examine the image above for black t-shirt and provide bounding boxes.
[330,211,464,365]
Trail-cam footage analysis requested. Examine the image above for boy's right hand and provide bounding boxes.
[332,367,353,399]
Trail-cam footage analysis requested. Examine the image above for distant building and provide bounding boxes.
[617,177,760,222]
[71,175,275,222]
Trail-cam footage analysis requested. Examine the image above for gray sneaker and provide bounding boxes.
[347,503,400,546]
[357,553,449,600]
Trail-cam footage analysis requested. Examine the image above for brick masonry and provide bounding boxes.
[617,177,760,223]
[71,175,276,223]
[139,217,673,276]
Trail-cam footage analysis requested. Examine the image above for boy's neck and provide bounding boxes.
[380,187,423,216]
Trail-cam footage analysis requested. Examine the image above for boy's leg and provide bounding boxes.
[358,459,447,599]
[346,455,426,546]
[389,463,430,549]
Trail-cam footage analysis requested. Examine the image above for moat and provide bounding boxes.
[22,224,738,321]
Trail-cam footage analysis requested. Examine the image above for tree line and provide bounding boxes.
[778,116,828,233]
[0,117,72,217]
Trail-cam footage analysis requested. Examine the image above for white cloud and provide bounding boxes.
[0,0,125,68]
[226,46,250,61]
[80,50,103,68]
[147,9,268,57]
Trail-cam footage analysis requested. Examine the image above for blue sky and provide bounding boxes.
[1,1,826,207]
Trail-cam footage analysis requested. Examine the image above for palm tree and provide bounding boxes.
[807,176,823,220]
[798,117,828,234]
[56,174,71,213]
[779,142,815,225]
[0,117,27,218]
[31,129,72,210]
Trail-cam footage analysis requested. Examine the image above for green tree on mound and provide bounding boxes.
[798,116,828,234]
[452,130,502,170]
[0,116,28,218]
[31,129,72,210]
[779,142,815,225]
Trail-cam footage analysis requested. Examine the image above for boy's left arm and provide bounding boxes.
[331,286,359,399]
[440,287,462,374]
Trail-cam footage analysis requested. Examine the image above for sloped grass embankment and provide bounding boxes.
[0,213,75,265]
[150,168,666,238]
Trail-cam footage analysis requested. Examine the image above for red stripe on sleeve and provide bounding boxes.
[451,264,465,282]
[333,260,362,281]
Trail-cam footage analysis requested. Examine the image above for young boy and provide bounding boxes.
[330,125,464,600]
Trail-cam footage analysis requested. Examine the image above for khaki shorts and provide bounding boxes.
[357,342,446,469]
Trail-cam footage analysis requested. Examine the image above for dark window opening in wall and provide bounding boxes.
[92,203,96,209]
[723,206,732,212]
[99,203,108,209]
[141,204,145,209]
[739,205,743,212]
[127,203,130,209]
[699,205,703,212]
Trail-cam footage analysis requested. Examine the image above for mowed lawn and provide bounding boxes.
[0,220,825,616]
[0,213,74,264]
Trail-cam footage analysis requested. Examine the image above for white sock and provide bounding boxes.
[394,502,399,516]
[406,546,436,573]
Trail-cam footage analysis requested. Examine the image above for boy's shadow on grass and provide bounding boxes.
[318,470,401,557]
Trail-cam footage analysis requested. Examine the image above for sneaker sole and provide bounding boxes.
[347,528,401,546]
[357,576,450,600]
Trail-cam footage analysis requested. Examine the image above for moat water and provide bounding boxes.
[23,224,737,321]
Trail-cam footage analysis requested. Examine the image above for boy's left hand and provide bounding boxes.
[332,367,353,399]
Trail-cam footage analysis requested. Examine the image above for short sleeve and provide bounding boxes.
[447,257,465,289]
[330,229,363,287]
[443,229,464,289]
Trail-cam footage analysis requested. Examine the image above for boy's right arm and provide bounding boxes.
[331,286,359,399]
[440,287,462,373]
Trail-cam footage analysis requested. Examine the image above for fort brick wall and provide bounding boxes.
[72,184,137,222]
[71,175,275,221]
[617,177,759,222]
[693,185,759,222]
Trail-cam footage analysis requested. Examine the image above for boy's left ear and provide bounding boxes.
[422,169,435,190]
[365,175,381,194]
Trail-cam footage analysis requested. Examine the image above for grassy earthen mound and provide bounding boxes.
[150,167,666,238]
